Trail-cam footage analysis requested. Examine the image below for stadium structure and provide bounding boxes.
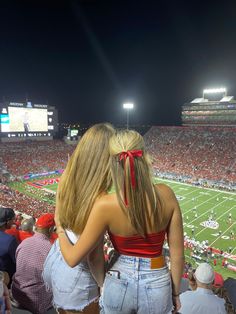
[0,91,236,295]
[182,88,236,126]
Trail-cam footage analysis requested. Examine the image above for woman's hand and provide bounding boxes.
[172,295,181,313]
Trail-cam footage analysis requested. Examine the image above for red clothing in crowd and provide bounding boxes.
[50,232,58,244]
[5,228,20,243]
[14,220,22,228]
[18,230,34,242]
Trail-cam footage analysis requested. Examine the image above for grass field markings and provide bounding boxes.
[156,178,236,197]
[231,245,236,254]
[195,205,236,236]
[175,190,206,207]
[184,195,228,223]
[156,179,236,207]
[209,222,236,247]
[182,192,224,216]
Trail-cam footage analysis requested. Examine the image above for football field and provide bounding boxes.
[10,176,236,278]
[29,176,236,255]
[153,178,236,254]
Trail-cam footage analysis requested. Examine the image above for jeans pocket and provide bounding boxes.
[102,273,128,312]
[52,256,83,293]
[145,278,172,314]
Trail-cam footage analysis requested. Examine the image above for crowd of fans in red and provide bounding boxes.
[0,184,55,218]
[0,126,235,217]
[144,126,236,190]
[0,140,75,178]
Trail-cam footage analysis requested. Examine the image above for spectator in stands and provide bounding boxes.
[18,218,34,242]
[179,263,226,314]
[11,213,55,314]
[188,269,197,291]
[15,213,23,228]
[0,207,18,285]
[56,129,184,314]
[4,221,20,243]
[43,123,115,314]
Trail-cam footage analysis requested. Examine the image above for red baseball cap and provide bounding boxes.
[35,213,55,229]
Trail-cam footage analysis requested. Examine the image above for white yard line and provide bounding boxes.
[231,245,236,254]
[209,222,236,247]
[183,191,224,216]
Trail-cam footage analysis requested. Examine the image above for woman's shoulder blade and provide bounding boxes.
[155,183,174,197]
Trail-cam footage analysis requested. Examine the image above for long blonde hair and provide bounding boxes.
[57,123,115,234]
[109,130,163,237]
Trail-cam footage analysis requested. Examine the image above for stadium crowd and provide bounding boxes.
[0,183,55,218]
[145,126,236,191]
[0,127,235,192]
[0,140,75,178]
[0,127,235,313]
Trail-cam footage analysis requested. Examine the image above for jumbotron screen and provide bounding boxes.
[0,102,58,138]
[2,107,48,132]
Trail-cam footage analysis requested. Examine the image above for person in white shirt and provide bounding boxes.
[179,263,226,314]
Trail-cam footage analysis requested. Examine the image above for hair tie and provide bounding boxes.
[119,150,143,206]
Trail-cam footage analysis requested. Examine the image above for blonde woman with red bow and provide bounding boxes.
[56,129,184,314]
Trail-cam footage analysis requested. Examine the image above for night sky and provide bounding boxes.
[1,0,236,126]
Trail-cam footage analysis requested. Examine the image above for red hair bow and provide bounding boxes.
[119,150,143,206]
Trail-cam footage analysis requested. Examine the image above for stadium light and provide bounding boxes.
[123,103,134,129]
[203,87,227,98]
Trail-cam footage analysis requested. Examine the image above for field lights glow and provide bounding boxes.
[123,103,134,109]
[203,88,226,94]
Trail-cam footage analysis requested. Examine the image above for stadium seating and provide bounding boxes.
[144,126,236,190]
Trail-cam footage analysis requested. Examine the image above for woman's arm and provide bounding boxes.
[87,238,105,287]
[56,200,109,267]
[165,186,184,312]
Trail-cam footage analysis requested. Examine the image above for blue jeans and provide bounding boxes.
[42,240,99,311]
[100,255,173,314]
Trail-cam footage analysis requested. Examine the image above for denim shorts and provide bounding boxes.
[100,254,173,314]
[42,240,99,311]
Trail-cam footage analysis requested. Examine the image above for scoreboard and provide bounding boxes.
[0,101,58,139]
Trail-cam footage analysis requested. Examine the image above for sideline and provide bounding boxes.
[155,177,236,196]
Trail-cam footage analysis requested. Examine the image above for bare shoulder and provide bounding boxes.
[155,183,177,201]
[92,193,118,215]
[97,193,118,206]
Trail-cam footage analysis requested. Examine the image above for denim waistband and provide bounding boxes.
[115,254,166,270]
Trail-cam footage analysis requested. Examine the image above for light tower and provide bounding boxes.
[123,103,134,129]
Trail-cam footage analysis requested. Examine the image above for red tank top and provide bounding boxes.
[108,230,166,258]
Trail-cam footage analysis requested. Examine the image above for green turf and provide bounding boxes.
[7,176,236,278]
[45,183,58,192]
[153,178,236,278]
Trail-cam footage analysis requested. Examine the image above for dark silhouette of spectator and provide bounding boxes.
[0,208,18,285]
